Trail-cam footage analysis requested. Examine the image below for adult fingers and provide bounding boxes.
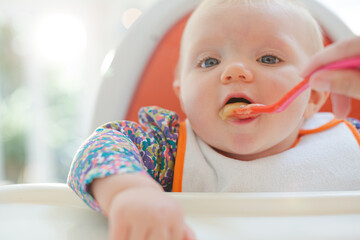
[309,69,360,100]
[331,93,351,119]
[301,37,360,77]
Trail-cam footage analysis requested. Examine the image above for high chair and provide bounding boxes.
[1,1,359,239]
[90,0,358,131]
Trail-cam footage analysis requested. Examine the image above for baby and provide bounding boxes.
[68,0,360,239]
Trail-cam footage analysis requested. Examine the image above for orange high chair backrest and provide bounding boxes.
[90,0,358,131]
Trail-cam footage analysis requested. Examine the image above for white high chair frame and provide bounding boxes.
[0,0,358,239]
[1,183,360,239]
[90,0,355,132]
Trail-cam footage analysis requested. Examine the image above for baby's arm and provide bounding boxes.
[67,107,195,239]
[92,173,194,240]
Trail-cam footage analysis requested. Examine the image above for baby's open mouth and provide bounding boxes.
[219,97,261,120]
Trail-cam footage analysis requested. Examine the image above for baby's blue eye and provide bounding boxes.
[200,58,220,68]
[258,55,280,64]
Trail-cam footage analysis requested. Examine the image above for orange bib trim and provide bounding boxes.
[293,118,344,148]
[299,118,342,136]
[298,118,360,147]
[172,121,187,192]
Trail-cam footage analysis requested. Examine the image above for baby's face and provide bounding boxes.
[176,2,322,160]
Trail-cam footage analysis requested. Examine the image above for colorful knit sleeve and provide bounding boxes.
[67,106,180,212]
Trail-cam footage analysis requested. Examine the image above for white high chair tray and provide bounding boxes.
[0,184,359,240]
[177,192,360,240]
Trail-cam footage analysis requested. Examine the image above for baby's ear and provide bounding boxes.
[173,61,181,98]
[304,89,330,119]
[173,78,181,98]
[173,78,186,112]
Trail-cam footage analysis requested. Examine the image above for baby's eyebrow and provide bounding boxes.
[259,34,299,54]
[183,32,301,63]
[185,40,218,54]
[184,43,220,63]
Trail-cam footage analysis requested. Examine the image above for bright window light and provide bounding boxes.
[122,8,142,29]
[33,14,87,64]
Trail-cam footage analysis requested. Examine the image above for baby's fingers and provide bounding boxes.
[309,69,360,100]
[109,222,129,240]
[129,226,149,240]
[148,228,170,240]
[183,223,197,240]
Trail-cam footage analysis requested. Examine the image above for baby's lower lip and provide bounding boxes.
[226,115,259,124]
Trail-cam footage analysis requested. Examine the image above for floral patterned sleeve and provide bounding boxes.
[67,106,180,212]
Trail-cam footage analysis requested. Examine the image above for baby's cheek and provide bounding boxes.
[259,80,287,102]
[180,89,198,112]
[275,102,306,134]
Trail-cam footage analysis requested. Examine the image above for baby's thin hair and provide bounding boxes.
[195,0,324,51]
[198,0,306,10]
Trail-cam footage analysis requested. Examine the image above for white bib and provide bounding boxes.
[181,113,360,192]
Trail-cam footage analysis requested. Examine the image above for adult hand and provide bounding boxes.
[301,36,360,119]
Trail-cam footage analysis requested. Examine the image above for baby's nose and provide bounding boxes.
[221,63,253,83]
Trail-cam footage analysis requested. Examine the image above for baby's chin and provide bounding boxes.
[212,146,266,161]
[211,138,295,161]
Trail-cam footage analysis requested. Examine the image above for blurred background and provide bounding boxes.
[0,0,359,184]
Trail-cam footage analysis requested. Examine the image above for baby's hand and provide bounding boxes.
[107,188,196,240]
